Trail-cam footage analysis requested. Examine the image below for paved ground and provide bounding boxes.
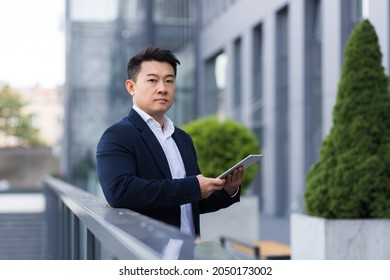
[0,193,45,213]
[259,214,291,245]
[0,193,45,260]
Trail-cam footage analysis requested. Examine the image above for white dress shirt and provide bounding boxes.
[133,105,195,236]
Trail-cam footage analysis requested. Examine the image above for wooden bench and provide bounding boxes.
[220,236,291,260]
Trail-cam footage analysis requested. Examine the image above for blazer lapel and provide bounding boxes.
[142,129,172,179]
[128,109,172,179]
[172,131,198,176]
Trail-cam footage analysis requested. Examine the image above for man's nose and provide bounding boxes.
[157,81,167,94]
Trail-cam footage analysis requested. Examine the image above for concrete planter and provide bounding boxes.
[200,195,259,242]
[291,213,390,259]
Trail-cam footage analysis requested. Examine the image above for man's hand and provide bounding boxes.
[196,175,225,198]
[223,167,244,196]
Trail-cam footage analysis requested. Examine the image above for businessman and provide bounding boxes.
[96,46,244,237]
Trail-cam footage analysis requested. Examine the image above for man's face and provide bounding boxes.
[126,60,175,123]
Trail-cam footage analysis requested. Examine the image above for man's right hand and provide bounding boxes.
[196,174,225,198]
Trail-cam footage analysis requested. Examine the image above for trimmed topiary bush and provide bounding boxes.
[181,116,261,194]
[304,19,390,218]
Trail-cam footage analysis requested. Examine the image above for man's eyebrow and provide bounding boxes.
[146,73,175,78]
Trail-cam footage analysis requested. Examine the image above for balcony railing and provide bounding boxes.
[44,176,234,260]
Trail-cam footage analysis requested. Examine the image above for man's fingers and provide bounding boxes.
[226,168,243,183]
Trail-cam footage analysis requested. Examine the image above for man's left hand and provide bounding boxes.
[223,167,244,196]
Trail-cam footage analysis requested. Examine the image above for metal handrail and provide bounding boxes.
[44,176,233,260]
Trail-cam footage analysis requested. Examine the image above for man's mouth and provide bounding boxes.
[155,98,168,103]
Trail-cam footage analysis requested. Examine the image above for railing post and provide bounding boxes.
[63,205,71,259]
[86,229,95,260]
[44,184,58,259]
[57,201,64,259]
[71,214,80,260]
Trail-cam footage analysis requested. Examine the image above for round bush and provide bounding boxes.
[182,116,261,194]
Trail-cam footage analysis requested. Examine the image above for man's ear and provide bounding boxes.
[125,79,135,96]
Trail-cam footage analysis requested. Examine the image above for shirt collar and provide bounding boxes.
[133,105,175,136]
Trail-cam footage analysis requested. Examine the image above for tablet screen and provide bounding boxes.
[217,154,262,179]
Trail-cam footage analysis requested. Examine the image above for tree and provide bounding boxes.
[181,116,261,194]
[0,84,44,146]
[304,20,390,218]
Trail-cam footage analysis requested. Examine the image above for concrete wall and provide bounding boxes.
[291,213,390,259]
[0,148,60,190]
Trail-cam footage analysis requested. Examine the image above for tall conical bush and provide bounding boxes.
[304,19,390,218]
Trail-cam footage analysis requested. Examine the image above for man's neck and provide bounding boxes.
[133,105,165,128]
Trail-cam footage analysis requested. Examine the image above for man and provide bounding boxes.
[96,46,244,237]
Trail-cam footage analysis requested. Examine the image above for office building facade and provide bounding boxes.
[196,0,390,221]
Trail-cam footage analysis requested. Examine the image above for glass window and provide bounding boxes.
[251,23,264,200]
[350,0,363,23]
[72,44,111,87]
[70,0,118,22]
[233,38,242,121]
[252,23,263,142]
[341,0,364,63]
[304,0,322,174]
[200,0,238,26]
[168,46,196,125]
[153,0,194,24]
[122,0,146,23]
[204,52,227,116]
[275,6,290,215]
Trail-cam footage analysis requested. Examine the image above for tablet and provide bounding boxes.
[217,154,263,179]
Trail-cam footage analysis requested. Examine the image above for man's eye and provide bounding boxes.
[148,79,157,83]
[166,80,174,84]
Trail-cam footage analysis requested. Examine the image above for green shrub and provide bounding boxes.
[304,20,390,218]
[181,116,261,194]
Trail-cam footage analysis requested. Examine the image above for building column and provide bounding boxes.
[289,0,306,214]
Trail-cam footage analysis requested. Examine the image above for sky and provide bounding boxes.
[0,0,65,89]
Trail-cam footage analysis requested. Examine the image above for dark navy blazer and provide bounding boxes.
[96,109,240,236]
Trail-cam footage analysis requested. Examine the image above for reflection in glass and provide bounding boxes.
[70,0,119,22]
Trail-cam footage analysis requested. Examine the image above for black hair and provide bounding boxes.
[127,46,181,80]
